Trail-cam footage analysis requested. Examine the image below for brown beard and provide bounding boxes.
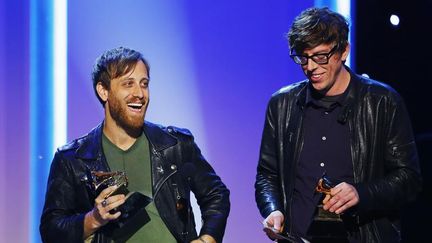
[107,95,146,137]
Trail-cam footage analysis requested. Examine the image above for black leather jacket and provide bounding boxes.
[40,121,230,243]
[255,69,422,242]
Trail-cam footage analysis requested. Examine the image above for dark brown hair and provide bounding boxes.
[287,7,349,54]
[91,47,150,105]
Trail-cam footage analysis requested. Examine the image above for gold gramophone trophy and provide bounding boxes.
[87,170,152,241]
[314,173,342,222]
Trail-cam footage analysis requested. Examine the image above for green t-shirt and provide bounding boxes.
[102,133,177,243]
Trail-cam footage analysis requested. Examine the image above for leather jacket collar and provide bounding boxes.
[74,121,177,161]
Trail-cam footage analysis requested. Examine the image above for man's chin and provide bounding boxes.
[119,119,144,137]
[311,84,331,96]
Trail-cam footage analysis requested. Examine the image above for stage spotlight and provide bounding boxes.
[390,14,400,26]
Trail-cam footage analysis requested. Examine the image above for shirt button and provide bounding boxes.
[320,162,325,167]
[324,111,329,115]
[170,164,177,170]
[322,136,327,141]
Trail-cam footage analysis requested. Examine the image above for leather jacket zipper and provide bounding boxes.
[348,119,358,182]
[153,169,177,199]
[391,146,397,156]
[152,148,178,199]
[371,220,381,242]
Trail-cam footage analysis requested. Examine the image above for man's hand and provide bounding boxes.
[262,210,284,239]
[322,182,359,214]
[83,185,126,239]
[190,234,216,243]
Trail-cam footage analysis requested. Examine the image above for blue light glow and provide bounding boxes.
[30,0,67,242]
[53,0,67,150]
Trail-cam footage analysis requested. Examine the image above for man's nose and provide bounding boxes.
[132,84,144,98]
[305,58,318,71]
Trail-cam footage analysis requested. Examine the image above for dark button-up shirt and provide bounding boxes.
[291,82,354,237]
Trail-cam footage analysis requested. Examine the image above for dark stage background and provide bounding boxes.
[355,0,432,242]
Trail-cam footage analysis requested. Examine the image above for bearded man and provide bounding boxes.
[40,47,230,243]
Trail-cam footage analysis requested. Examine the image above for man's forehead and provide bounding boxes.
[302,44,333,54]
[117,61,148,79]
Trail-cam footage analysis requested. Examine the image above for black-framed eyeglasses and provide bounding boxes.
[290,45,338,65]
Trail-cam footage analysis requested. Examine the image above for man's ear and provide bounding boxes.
[341,43,350,62]
[96,82,109,102]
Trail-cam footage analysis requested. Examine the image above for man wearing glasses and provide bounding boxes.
[255,7,421,243]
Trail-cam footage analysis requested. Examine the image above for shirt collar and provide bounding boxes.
[305,75,352,108]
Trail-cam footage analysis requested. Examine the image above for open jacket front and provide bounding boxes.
[255,68,422,242]
[40,121,230,243]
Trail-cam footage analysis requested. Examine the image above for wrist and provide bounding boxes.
[85,210,102,230]
[83,211,99,239]
[198,237,208,243]
[197,235,216,243]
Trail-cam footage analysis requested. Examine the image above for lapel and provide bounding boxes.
[143,121,179,197]
[73,121,178,170]
[75,123,104,160]
[74,122,109,172]
[143,121,177,152]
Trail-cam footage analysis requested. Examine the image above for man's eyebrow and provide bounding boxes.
[120,77,134,81]
[300,49,332,56]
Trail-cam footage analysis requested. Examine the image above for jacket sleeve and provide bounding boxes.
[185,134,230,243]
[354,93,422,213]
[40,151,87,243]
[255,95,285,218]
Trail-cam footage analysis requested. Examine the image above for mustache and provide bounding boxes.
[126,98,147,104]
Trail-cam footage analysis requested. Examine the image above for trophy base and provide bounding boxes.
[103,192,153,242]
[306,205,347,241]
[315,205,342,222]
